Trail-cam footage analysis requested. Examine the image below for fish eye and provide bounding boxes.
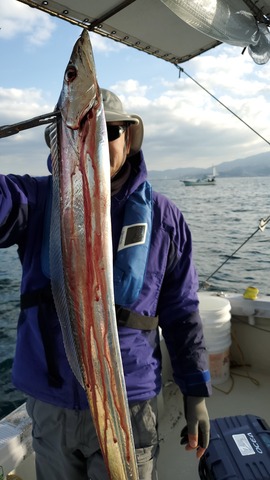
[65,65,77,82]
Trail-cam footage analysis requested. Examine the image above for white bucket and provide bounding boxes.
[198,292,231,385]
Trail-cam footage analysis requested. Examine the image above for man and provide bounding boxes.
[0,88,211,480]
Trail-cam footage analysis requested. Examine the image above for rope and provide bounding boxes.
[174,66,270,286]
[176,66,270,147]
[203,215,270,286]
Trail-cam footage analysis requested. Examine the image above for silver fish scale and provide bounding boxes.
[49,120,85,388]
[47,29,139,479]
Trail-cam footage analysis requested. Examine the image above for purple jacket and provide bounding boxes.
[0,152,211,409]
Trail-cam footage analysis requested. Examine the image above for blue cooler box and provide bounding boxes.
[199,415,270,479]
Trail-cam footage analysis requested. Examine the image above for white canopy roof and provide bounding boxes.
[15,0,270,64]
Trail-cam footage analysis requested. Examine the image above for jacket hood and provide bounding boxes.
[112,150,148,202]
[47,150,148,195]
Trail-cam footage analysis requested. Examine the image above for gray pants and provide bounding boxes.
[26,397,159,480]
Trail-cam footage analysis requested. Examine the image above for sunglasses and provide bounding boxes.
[107,124,129,142]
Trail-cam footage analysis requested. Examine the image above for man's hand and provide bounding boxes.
[180,396,210,459]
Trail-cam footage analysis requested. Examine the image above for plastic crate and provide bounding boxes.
[199,415,270,479]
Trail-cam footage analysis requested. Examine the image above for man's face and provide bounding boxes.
[107,123,131,178]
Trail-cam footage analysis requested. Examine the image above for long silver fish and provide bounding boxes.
[48,29,139,480]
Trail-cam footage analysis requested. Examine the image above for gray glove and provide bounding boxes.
[181,396,210,454]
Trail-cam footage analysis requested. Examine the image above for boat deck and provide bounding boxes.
[2,302,270,480]
[158,313,270,479]
[3,366,269,480]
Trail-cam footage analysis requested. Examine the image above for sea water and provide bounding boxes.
[0,176,270,418]
[151,176,270,294]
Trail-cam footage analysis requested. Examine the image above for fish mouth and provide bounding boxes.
[79,108,95,131]
[78,92,99,131]
[62,95,97,131]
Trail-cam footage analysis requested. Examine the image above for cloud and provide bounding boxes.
[0,87,53,175]
[1,128,50,176]
[108,45,270,171]
[91,32,125,53]
[0,87,53,121]
[2,33,270,176]
[109,80,151,110]
[0,0,56,46]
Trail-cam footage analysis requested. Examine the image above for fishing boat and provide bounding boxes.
[182,177,216,186]
[182,175,216,187]
[1,1,270,479]
[182,167,217,186]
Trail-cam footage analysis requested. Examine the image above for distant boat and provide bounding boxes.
[182,176,216,186]
[181,167,216,186]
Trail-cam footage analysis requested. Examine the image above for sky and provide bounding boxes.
[1,0,270,175]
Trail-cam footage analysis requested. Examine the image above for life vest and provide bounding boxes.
[22,177,159,331]
[113,180,152,306]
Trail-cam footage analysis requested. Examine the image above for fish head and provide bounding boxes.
[58,29,99,129]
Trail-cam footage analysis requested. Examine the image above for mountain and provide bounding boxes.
[148,151,270,180]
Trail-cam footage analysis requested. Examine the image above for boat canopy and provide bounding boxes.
[17,0,270,65]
